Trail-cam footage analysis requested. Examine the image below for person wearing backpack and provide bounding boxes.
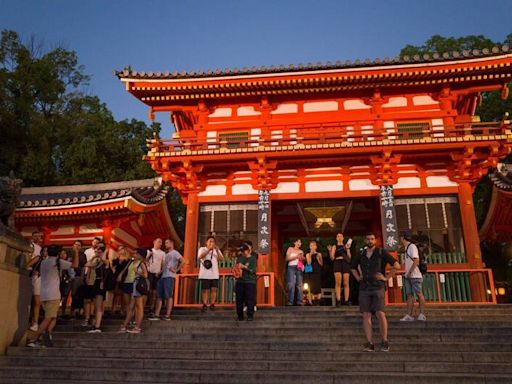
[27,244,73,348]
[399,230,427,322]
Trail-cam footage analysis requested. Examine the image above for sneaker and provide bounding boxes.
[243,306,247,312]
[400,314,415,322]
[29,323,38,332]
[363,342,375,352]
[127,327,141,334]
[209,304,215,311]
[81,320,90,327]
[201,304,207,313]
[380,340,390,352]
[148,316,160,321]
[27,339,45,348]
[162,316,171,321]
[254,306,257,312]
[87,327,102,333]
[42,332,54,348]
[417,313,427,321]
[117,327,127,333]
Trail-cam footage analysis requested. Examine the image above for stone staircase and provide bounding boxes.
[1,305,512,383]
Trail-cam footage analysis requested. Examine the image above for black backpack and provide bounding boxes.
[406,243,427,274]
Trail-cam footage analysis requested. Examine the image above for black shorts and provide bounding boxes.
[148,273,160,290]
[333,259,351,274]
[83,280,106,300]
[200,279,219,290]
[359,288,385,314]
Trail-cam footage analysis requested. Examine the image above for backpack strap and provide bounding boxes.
[55,257,62,281]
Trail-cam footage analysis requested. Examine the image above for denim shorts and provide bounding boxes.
[133,278,149,297]
[404,278,423,296]
[156,277,175,299]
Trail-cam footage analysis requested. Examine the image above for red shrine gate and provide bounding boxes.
[116,46,512,306]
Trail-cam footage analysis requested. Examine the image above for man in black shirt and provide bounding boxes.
[350,232,400,352]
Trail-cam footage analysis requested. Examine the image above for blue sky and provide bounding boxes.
[1,0,511,136]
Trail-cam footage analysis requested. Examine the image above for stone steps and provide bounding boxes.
[0,367,511,384]
[5,349,512,363]
[1,305,511,383]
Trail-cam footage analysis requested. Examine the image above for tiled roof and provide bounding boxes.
[17,178,168,209]
[490,164,512,191]
[115,45,510,80]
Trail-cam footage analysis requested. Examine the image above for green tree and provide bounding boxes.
[399,33,512,225]
[0,29,158,186]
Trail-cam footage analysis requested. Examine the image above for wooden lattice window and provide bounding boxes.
[218,131,249,148]
[396,121,429,140]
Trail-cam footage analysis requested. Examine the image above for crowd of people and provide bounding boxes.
[25,229,427,352]
[25,232,184,347]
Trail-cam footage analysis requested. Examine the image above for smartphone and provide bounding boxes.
[346,238,353,248]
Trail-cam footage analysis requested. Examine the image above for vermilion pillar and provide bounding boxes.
[458,182,483,268]
[458,182,486,302]
[183,191,199,274]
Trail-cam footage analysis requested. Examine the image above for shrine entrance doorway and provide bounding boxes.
[272,197,383,302]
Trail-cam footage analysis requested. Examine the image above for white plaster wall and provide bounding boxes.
[305,180,343,192]
[383,97,407,108]
[198,185,227,197]
[209,108,232,117]
[349,179,379,191]
[413,95,438,106]
[273,182,300,193]
[271,104,298,114]
[426,176,458,187]
[232,184,259,195]
[394,177,422,189]
[237,106,261,116]
[52,225,74,235]
[344,99,371,110]
[303,101,338,112]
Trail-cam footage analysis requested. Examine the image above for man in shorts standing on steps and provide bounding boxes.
[350,232,400,352]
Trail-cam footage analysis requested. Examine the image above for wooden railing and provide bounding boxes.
[173,272,276,307]
[149,121,511,154]
[386,268,497,305]
[172,268,496,307]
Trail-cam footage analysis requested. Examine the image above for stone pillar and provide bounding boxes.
[0,225,32,355]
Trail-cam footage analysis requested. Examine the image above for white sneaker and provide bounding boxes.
[400,314,415,321]
[417,313,427,321]
[29,323,38,332]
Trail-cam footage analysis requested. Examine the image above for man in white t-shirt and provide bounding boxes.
[149,239,184,320]
[82,237,101,326]
[197,236,224,312]
[147,238,165,314]
[84,237,101,263]
[30,230,42,257]
[27,244,73,348]
[399,230,426,321]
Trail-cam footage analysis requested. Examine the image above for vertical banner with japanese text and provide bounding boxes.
[380,185,399,251]
[257,190,270,254]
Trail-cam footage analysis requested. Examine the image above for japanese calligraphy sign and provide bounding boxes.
[380,185,399,251]
[257,190,270,254]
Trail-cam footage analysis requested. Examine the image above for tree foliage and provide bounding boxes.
[0,29,159,186]
[399,33,512,225]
